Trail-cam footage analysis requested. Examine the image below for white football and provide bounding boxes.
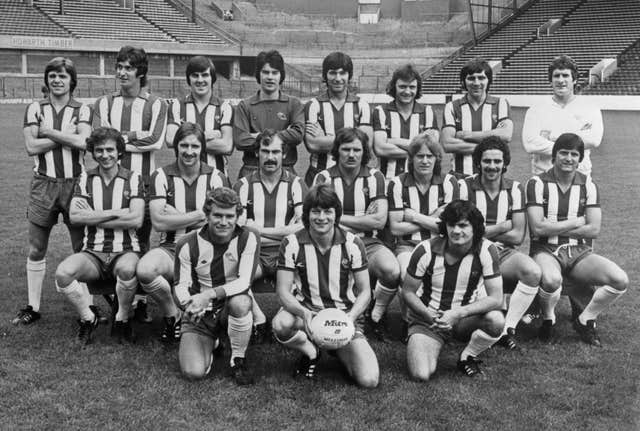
[309,308,355,350]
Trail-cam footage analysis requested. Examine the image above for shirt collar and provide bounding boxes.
[327,164,370,178]
[247,168,295,184]
[466,174,514,191]
[316,91,359,103]
[248,90,290,104]
[297,226,347,245]
[387,100,424,114]
[540,168,586,185]
[161,161,214,177]
[401,172,445,187]
[86,165,130,179]
[185,93,222,106]
[40,97,82,109]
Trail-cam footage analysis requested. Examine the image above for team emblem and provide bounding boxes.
[277,112,287,121]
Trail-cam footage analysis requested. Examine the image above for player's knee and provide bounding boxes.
[540,272,562,292]
[271,312,295,339]
[409,364,435,382]
[115,266,137,282]
[483,310,505,337]
[28,244,47,261]
[136,261,158,286]
[610,270,629,291]
[377,261,401,287]
[354,369,379,389]
[181,364,208,381]
[55,263,75,287]
[227,294,252,317]
[519,263,542,286]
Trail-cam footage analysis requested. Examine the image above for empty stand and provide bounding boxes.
[584,41,640,95]
[0,0,70,38]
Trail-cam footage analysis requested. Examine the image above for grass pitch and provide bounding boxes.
[0,104,638,430]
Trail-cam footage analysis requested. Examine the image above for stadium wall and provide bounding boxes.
[253,0,454,18]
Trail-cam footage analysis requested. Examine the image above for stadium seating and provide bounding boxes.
[134,0,227,45]
[0,0,70,38]
[423,0,640,95]
[33,0,174,42]
[583,41,640,95]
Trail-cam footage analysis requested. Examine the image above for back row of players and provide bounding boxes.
[16,46,628,387]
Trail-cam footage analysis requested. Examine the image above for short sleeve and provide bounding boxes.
[406,240,431,279]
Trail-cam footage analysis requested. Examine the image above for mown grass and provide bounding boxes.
[0,104,638,430]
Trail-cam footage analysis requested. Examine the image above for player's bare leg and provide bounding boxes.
[368,247,401,340]
[454,311,504,376]
[533,252,563,342]
[407,333,443,382]
[336,337,379,388]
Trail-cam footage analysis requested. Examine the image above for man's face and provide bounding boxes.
[46,68,72,97]
[551,68,576,99]
[464,71,489,99]
[308,207,336,236]
[326,68,349,95]
[259,63,281,95]
[189,69,213,97]
[412,144,436,177]
[93,139,119,170]
[338,139,364,169]
[480,149,504,182]
[208,204,238,241]
[446,218,474,248]
[395,79,418,106]
[554,148,580,173]
[116,60,141,91]
[259,136,283,174]
[177,134,202,168]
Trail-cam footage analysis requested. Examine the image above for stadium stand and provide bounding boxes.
[33,0,174,42]
[584,40,640,95]
[423,0,640,95]
[134,0,227,45]
[0,0,71,38]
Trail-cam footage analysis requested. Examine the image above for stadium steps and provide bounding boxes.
[134,0,227,45]
[422,0,585,94]
[490,0,640,94]
[1,0,71,38]
[33,0,173,42]
[583,39,640,95]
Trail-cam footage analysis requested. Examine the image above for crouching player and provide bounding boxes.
[526,133,628,346]
[55,127,144,344]
[272,184,379,388]
[174,188,258,384]
[459,137,541,350]
[401,200,504,379]
[136,122,228,342]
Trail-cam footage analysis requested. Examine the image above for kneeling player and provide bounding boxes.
[272,184,379,388]
[55,128,144,344]
[174,188,258,385]
[459,137,541,349]
[136,122,228,342]
[401,200,504,379]
[526,133,628,346]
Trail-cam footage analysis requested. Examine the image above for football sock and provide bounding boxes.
[140,276,178,318]
[79,282,93,306]
[26,258,46,312]
[503,282,538,334]
[228,313,252,366]
[538,288,561,324]
[278,330,318,360]
[248,289,267,326]
[115,277,138,322]
[579,285,626,324]
[56,279,94,322]
[460,329,501,360]
[371,282,396,323]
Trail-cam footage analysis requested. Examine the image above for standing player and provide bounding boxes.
[441,59,512,178]
[459,137,541,349]
[136,123,229,342]
[272,184,379,388]
[526,133,628,346]
[314,128,400,340]
[174,188,258,385]
[373,64,438,180]
[522,55,603,176]
[54,128,144,344]
[93,46,168,321]
[166,56,233,174]
[401,200,504,379]
[304,51,372,186]
[14,57,92,325]
[234,50,305,179]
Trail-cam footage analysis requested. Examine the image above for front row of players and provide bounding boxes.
[52,122,628,386]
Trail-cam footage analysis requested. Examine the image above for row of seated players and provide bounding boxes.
[53,120,627,387]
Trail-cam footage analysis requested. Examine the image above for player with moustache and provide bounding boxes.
[234,50,305,179]
[174,188,259,385]
[136,123,229,342]
[166,56,233,174]
[14,57,93,326]
[526,133,628,346]
[54,128,144,344]
[387,131,459,339]
[272,184,379,387]
[459,137,542,350]
[441,59,513,178]
[372,64,439,181]
[233,129,306,343]
[304,51,373,186]
[401,199,504,379]
[314,127,400,341]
